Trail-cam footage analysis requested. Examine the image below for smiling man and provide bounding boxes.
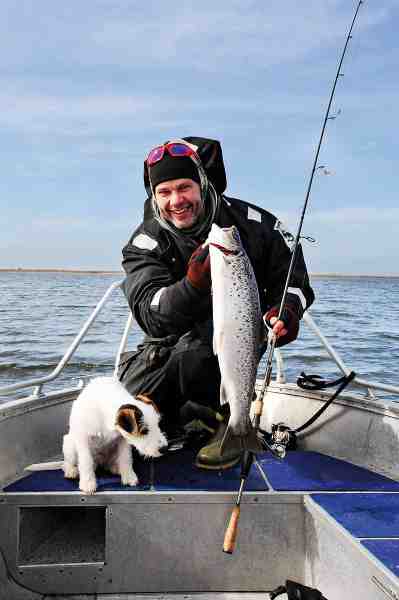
[154,178,203,229]
[119,136,315,469]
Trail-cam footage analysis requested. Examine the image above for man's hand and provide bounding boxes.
[268,316,288,338]
[264,305,299,347]
[186,244,211,292]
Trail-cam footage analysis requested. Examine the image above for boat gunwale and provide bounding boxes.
[1,379,399,423]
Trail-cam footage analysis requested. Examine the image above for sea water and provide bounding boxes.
[0,272,398,402]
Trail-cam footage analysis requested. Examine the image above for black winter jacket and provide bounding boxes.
[121,195,314,338]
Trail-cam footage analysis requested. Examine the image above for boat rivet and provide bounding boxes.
[254,497,259,502]
[168,497,173,502]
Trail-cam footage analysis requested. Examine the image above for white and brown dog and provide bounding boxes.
[26,376,167,495]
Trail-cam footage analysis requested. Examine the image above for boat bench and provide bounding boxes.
[2,450,399,597]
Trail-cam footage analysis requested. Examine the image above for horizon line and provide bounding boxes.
[0,268,398,278]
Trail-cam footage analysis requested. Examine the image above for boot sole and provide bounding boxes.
[194,456,241,470]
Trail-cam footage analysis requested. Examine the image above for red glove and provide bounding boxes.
[264,305,299,347]
[186,244,211,292]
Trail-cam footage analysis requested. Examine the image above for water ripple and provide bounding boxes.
[1,272,398,402]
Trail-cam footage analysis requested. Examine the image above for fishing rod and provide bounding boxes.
[223,0,364,555]
[254,0,364,431]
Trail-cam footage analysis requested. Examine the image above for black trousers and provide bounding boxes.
[118,329,221,430]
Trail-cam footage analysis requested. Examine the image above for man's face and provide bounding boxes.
[154,178,204,229]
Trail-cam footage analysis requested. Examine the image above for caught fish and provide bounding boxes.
[208,223,264,453]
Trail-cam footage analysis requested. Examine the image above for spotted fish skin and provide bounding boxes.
[208,224,262,437]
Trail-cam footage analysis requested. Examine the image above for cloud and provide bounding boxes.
[271,206,399,230]
[0,1,397,274]
[0,1,393,73]
[2,82,399,140]
[306,206,399,226]
[86,2,392,72]
[31,215,130,230]
[0,91,154,134]
[270,206,399,275]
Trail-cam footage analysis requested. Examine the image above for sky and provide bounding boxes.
[1,0,398,274]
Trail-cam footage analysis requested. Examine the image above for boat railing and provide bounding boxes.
[1,279,399,401]
[0,279,124,398]
[274,312,399,399]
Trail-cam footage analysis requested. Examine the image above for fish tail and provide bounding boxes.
[220,426,264,456]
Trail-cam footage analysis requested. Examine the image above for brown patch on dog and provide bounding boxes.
[116,405,148,436]
[136,394,160,414]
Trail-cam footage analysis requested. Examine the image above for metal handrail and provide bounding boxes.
[113,313,134,376]
[0,279,124,397]
[1,281,398,401]
[303,312,399,397]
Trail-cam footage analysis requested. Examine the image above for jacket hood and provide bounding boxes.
[143,136,227,197]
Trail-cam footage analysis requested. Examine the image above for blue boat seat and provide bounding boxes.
[3,448,268,493]
[312,493,399,579]
[258,450,399,492]
[5,449,399,494]
[361,540,399,578]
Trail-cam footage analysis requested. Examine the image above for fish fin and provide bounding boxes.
[220,424,235,454]
[213,331,223,355]
[24,461,64,472]
[220,427,264,456]
[219,381,229,406]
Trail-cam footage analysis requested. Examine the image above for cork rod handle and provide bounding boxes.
[223,505,240,554]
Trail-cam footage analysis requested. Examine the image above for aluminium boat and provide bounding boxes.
[0,279,399,600]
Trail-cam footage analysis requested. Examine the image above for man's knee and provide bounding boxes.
[175,343,220,405]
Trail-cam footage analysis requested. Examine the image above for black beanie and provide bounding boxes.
[148,153,201,192]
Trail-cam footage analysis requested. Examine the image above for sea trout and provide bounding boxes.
[208,223,264,452]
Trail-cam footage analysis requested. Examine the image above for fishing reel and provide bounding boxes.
[271,422,297,458]
[259,422,297,459]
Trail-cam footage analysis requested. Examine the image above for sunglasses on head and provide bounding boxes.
[146,142,199,166]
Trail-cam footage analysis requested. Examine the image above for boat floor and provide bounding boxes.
[6,448,399,494]
[2,449,399,598]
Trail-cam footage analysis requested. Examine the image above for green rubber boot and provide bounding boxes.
[195,419,242,470]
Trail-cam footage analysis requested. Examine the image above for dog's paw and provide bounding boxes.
[121,472,138,487]
[63,465,79,479]
[79,477,97,495]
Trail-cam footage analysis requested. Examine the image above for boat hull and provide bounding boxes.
[1,382,399,599]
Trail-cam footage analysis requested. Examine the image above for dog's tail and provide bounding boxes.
[24,461,64,472]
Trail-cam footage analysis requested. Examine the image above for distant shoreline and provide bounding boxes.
[0,268,398,278]
[0,268,123,274]
[311,273,399,279]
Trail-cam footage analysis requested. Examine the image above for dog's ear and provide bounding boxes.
[136,393,160,414]
[116,404,148,437]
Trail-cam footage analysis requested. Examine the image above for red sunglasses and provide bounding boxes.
[146,142,199,166]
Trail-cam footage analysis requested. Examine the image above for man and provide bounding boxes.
[119,136,314,469]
